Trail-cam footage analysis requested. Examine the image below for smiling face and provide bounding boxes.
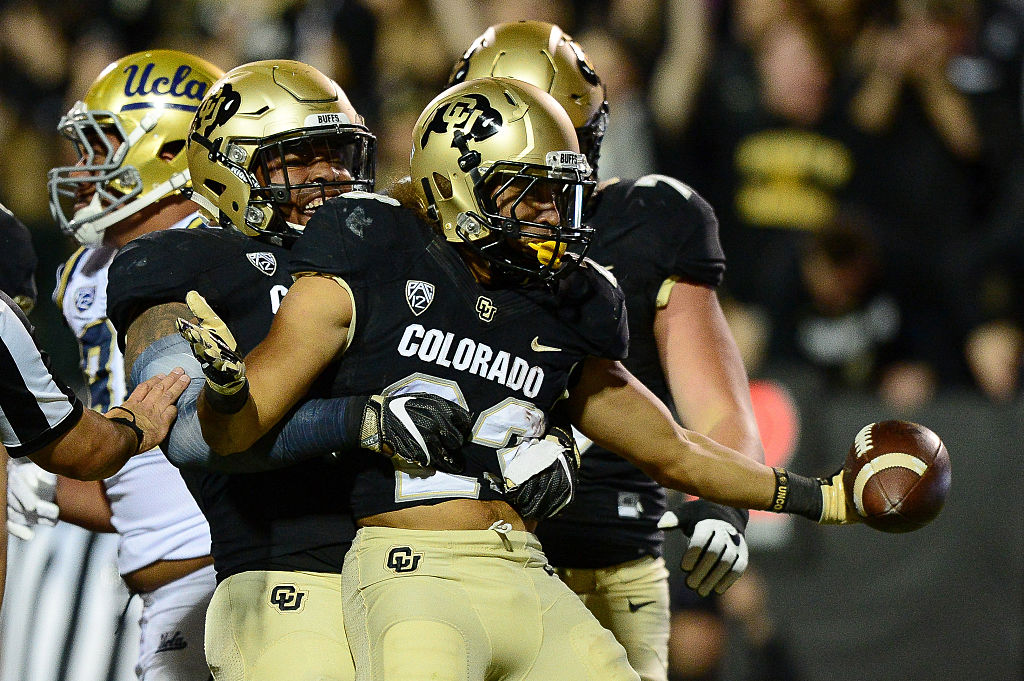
[253,135,358,226]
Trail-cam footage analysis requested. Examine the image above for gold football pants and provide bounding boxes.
[205,569,354,681]
[342,526,640,681]
[556,557,671,681]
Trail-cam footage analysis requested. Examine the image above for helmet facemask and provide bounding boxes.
[193,125,376,246]
[460,150,595,282]
[187,60,377,247]
[49,105,183,246]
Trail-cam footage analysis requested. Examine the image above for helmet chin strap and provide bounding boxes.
[70,170,191,247]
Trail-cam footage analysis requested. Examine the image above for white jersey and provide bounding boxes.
[55,214,211,575]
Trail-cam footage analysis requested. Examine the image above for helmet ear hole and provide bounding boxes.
[204,179,226,196]
[159,139,186,160]
[432,172,453,200]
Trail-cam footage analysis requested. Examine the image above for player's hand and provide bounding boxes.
[110,368,191,454]
[818,468,861,525]
[503,425,580,521]
[659,499,749,596]
[6,457,59,540]
[175,290,246,395]
[358,393,472,473]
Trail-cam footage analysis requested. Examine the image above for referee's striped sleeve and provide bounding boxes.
[0,293,83,457]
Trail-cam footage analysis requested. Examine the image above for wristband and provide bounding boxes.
[203,378,250,414]
[107,406,144,455]
[769,467,824,521]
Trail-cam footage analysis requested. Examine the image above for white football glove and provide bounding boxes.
[7,457,59,540]
[659,500,749,597]
[503,426,580,520]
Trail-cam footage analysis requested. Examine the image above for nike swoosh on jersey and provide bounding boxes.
[627,599,657,613]
[530,337,562,353]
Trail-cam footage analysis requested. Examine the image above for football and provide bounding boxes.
[843,420,951,532]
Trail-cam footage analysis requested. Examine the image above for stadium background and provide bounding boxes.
[0,1,1020,680]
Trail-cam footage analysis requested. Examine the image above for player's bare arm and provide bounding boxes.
[30,370,189,480]
[124,301,191,375]
[566,357,776,508]
[654,281,764,464]
[196,274,354,453]
[54,477,116,533]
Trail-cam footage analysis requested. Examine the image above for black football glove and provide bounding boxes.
[356,393,472,474]
[503,425,580,521]
[659,499,749,597]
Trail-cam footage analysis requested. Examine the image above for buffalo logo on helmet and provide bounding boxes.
[419,94,502,148]
[194,82,242,139]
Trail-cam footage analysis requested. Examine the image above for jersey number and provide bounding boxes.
[80,319,120,412]
[380,373,546,501]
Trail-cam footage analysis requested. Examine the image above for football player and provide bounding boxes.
[447,21,763,681]
[32,49,225,681]
[106,60,471,681]
[179,77,860,681]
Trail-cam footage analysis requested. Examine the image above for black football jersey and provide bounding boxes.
[537,175,727,568]
[107,226,356,580]
[290,193,628,520]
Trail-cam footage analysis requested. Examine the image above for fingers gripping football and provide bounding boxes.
[7,458,59,540]
[659,500,749,597]
[175,291,246,395]
[503,426,581,521]
[360,393,472,473]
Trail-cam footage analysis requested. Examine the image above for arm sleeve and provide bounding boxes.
[131,334,363,473]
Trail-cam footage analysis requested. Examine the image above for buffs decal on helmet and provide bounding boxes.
[48,50,225,247]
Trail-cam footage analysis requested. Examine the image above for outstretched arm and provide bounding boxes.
[566,358,855,524]
[568,357,774,507]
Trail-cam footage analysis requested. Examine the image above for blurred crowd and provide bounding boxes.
[1,2,1019,680]
[4,0,1021,412]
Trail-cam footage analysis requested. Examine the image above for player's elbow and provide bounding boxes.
[635,432,703,496]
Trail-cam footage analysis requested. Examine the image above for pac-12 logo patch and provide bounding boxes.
[405,280,435,316]
[246,252,277,277]
[269,584,308,612]
[74,286,96,312]
[385,546,422,573]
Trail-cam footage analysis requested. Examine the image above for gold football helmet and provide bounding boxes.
[411,77,594,281]
[48,50,224,246]
[186,60,375,246]
[449,21,608,176]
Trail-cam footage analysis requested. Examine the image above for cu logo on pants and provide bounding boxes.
[269,584,308,613]
[386,546,423,573]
